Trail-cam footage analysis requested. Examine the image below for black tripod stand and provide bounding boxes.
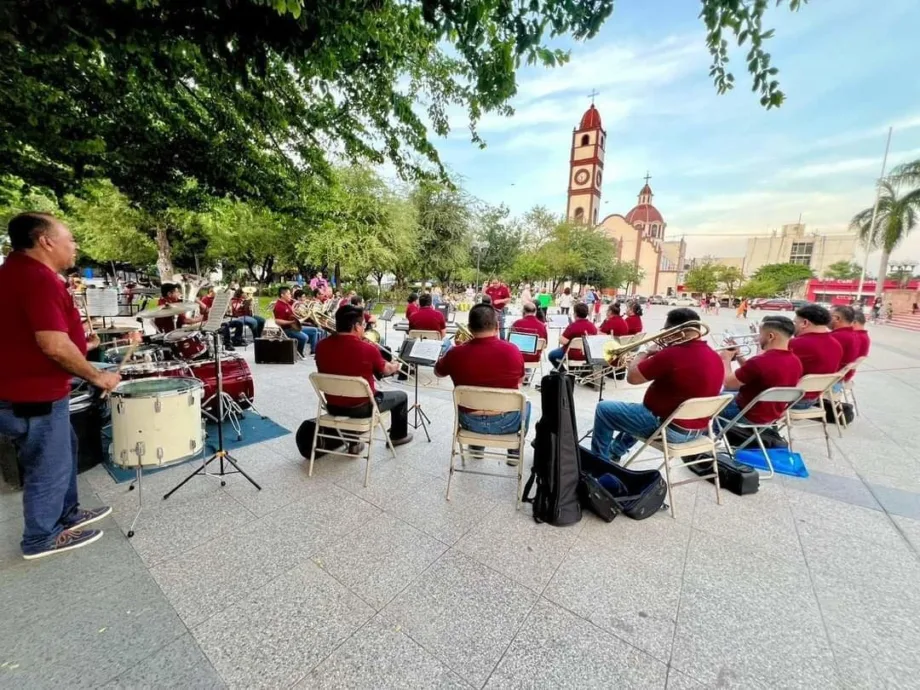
[407,362,432,442]
[164,330,261,498]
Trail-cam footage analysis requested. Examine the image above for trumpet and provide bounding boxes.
[453,323,473,345]
[713,331,759,358]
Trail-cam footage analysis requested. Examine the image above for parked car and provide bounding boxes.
[648,295,667,305]
[758,298,795,311]
[790,300,811,309]
[667,296,700,307]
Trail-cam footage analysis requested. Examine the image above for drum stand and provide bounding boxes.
[163,331,261,500]
[407,363,432,442]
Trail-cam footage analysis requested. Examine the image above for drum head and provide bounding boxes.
[113,376,203,397]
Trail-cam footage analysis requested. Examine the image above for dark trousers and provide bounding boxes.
[0,397,80,555]
[327,390,409,440]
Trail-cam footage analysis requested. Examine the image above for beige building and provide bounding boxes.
[742,223,859,276]
[565,103,685,296]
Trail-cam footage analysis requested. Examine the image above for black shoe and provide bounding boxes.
[467,445,485,459]
[347,442,365,455]
[506,449,521,466]
[223,342,236,351]
[231,339,244,346]
[390,433,413,447]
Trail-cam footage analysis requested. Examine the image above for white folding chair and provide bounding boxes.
[408,329,443,341]
[523,337,547,386]
[448,386,528,507]
[786,373,845,457]
[715,387,804,479]
[840,355,867,418]
[308,373,397,487]
[622,395,733,518]
[562,337,593,379]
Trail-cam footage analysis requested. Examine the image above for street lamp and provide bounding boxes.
[472,239,489,298]
[888,260,917,288]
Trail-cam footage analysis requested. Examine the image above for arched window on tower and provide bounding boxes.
[593,207,598,223]
[580,134,590,146]
[574,207,585,221]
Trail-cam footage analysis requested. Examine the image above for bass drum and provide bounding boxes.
[186,355,254,410]
[109,378,204,468]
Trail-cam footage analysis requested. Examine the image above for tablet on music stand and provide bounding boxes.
[548,314,571,328]
[508,332,538,354]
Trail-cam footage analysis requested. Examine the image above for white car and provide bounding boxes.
[667,297,700,307]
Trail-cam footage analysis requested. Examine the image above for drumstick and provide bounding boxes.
[81,294,96,336]
[100,341,140,400]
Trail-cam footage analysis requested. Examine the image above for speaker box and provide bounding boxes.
[254,338,297,364]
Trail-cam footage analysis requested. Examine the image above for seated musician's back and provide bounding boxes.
[407,293,446,335]
[510,302,547,363]
[789,304,842,405]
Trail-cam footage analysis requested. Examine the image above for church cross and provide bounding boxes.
[588,89,599,104]
[644,171,652,185]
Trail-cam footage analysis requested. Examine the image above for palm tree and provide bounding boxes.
[850,168,920,300]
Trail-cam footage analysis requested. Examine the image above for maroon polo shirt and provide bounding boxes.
[561,318,598,360]
[511,315,548,363]
[153,297,177,333]
[847,329,871,381]
[599,315,628,337]
[830,326,860,380]
[485,284,511,311]
[637,339,724,429]
[435,336,524,410]
[407,307,446,333]
[405,302,419,319]
[733,349,804,423]
[789,332,843,400]
[625,315,643,335]
[314,334,386,407]
[273,299,296,325]
[200,294,214,317]
[0,252,87,402]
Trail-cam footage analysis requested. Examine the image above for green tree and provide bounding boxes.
[0,176,60,254]
[738,277,776,299]
[684,264,720,294]
[751,263,814,295]
[620,261,646,295]
[823,260,862,280]
[851,178,920,300]
[507,250,551,285]
[412,182,473,285]
[715,265,744,297]
[472,204,523,279]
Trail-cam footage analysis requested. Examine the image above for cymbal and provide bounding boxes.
[136,302,199,319]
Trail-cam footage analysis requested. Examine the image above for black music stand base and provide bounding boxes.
[163,331,261,499]
[407,364,431,442]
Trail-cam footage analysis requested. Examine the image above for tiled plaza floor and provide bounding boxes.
[2,310,919,689]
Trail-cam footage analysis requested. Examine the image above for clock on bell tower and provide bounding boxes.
[566,101,606,225]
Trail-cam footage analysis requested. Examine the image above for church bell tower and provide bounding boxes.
[566,101,606,225]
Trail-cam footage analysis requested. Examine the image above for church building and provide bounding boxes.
[565,103,686,297]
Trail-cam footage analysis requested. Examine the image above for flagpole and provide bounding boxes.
[856,126,893,303]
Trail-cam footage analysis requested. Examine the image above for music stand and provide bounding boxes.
[380,307,395,347]
[582,335,617,402]
[398,338,441,442]
[164,290,261,499]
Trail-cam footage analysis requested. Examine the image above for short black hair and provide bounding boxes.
[292,288,305,300]
[761,315,795,338]
[407,292,418,304]
[522,302,536,315]
[335,305,365,333]
[480,294,492,305]
[278,286,291,298]
[468,303,497,333]
[832,305,855,323]
[628,300,644,317]
[796,304,831,326]
[574,302,590,318]
[608,302,621,316]
[853,309,866,325]
[665,307,700,328]
[160,282,176,298]
[350,295,363,306]
[233,288,244,299]
[419,293,432,308]
[7,212,59,251]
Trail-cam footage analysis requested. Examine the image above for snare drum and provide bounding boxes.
[109,378,204,468]
[119,361,190,381]
[187,355,255,409]
[164,328,209,361]
[104,344,162,365]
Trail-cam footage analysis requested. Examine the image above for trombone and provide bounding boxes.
[712,331,759,358]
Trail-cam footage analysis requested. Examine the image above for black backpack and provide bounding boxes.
[522,371,582,526]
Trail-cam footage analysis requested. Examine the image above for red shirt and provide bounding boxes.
[510,315,548,363]
[200,294,214,317]
[734,349,804,423]
[789,332,842,400]
[561,318,598,360]
[625,315,643,335]
[0,252,87,402]
[315,334,386,407]
[485,284,511,311]
[407,307,446,333]
[230,298,246,318]
[637,340,724,429]
[599,315,628,337]
[273,299,296,325]
[830,326,860,379]
[435,336,524,410]
[405,302,420,319]
[153,296,179,333]
[848,329,870,381]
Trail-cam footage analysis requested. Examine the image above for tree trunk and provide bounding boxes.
[875,248,891,300]
[334,262,341,289]
[155,227,174,281]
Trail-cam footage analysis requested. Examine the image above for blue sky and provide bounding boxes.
[430,0,920,264]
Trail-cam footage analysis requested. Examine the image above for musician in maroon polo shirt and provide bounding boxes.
[718,316,803,424]
[407,293,446,337]
[314,305,412,449]
[509,302,548,363]
[830,305,862,383]
[548,302,597,369]
[789,303,843,408]
[599,302,628,337]
[625,300,644,335]
[590,308,723,462]
[405,292,420,320]
[435,304,529,464]
[852,309,871,359]
[484,278,511,338]
[0,213,120,560]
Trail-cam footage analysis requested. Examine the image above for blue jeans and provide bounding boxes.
[239,315,265,339]
[591,401,703,462]
[460,402,531,455]
[284,327,319,355]
[0,397,80,554]
[548,347,565,369]
[792,398,818,410]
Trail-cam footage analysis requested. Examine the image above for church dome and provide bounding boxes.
[579,104,602,130]
[625,204,664,225]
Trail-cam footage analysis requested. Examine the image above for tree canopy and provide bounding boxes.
[823,260,862,280]
[739,262,813,297]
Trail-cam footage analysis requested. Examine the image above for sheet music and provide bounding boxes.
[548,314,571,328]
[203,289,233,333]
[583,335,615,364]
[381,307,395,322]
[84,288,120,317]
[409,338,442,363]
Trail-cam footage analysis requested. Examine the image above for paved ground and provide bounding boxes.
[1,308,919,689]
